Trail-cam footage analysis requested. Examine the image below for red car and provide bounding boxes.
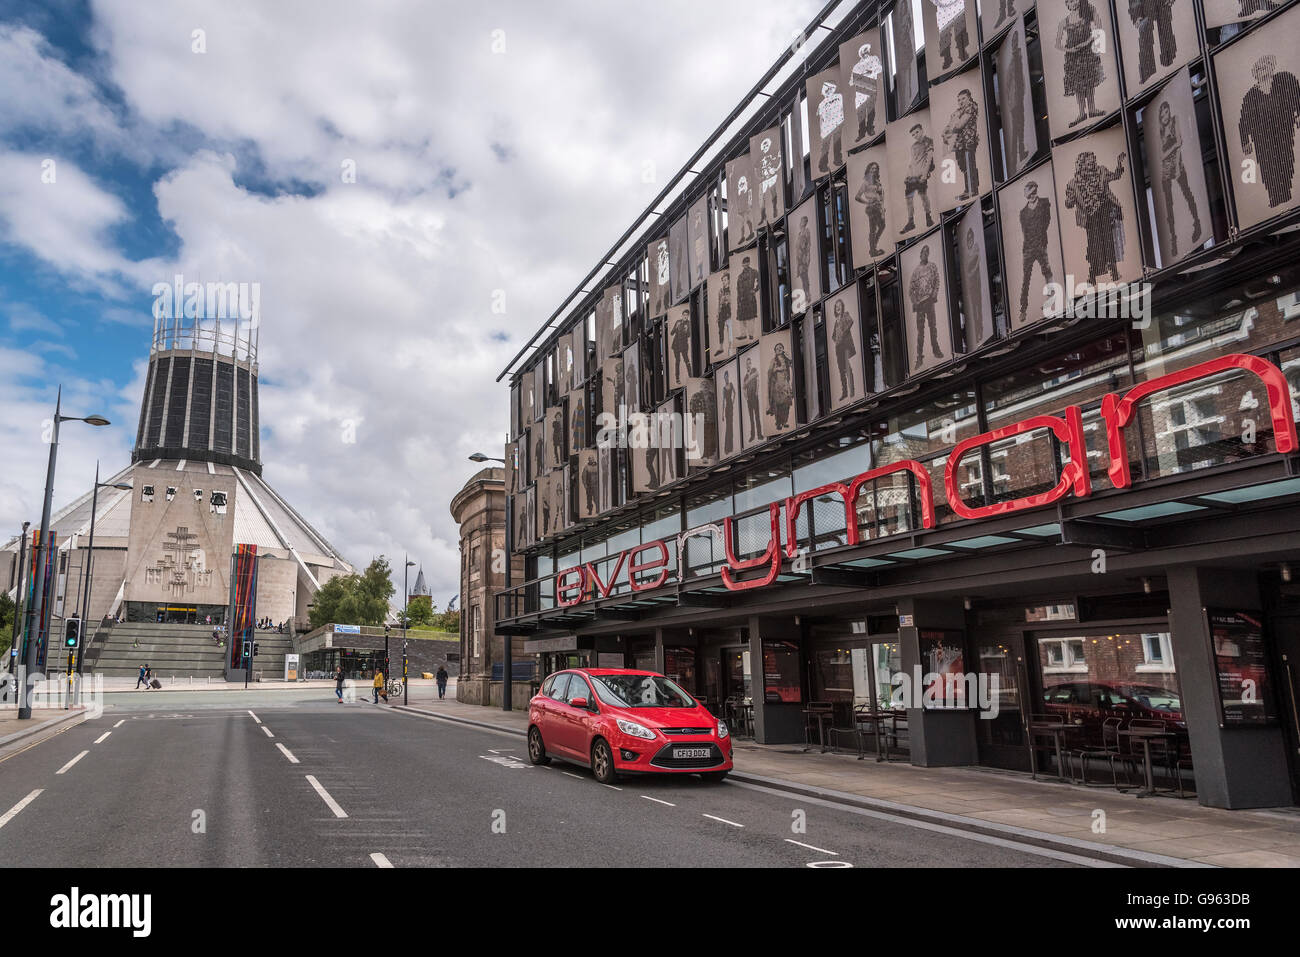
[527,668,732,784]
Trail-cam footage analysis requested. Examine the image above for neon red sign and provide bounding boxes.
[555,354,1298,607]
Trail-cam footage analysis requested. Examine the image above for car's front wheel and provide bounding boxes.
[527,726,550,766]
[591,738,618,784]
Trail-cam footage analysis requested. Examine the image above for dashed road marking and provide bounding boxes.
[562,771,583,780]
[248,710,261,724]
[113,719,125,728]
[370,852,393,868]
[703,814,744,828]
[306,775,348,818]
[641,795,676,807]
[785,838,838,856]
[261,726,274,738]
[0,790,42,829]
[602,784,622,791]
[276,743,299,764]
[94,732,111,744]
[56,751,89,775]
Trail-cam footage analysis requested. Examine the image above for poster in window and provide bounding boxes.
[577,448,600,520]
[601,284,624,360]
[570,390,587,452]
[900,228,954,375]
[931,68,993,212]
[1214,13,1300,232]
[547,404,566,468]
[647,236,671,318]
[847,143,894,268]
[667,302,693,392]
[726,154,758,253]
[763,641,803,704]
[602,355,623,425]
[1052,125,1144,287]
[759,327,797,437]
[536,470,552,540]
[556,340,572,398]
[996,16,1038,180]
[956,202,994,349]
[708,268,735,365]
[886,109,937,243]
[510,382,521,439]
[751,125,786,230]
[738,347,764,447]
[630,413,662,495]
[922,630,969,709]
[531,417,546,477]
[505,439,517,495]
[1204,0,1287,28]
[825,281,865,411]
[981,0,1028,42]
[533,362,547,419]
[1038,0,1123,141]
[807,66,847,180]
[922,0,977,81]
[1143,68,1211,266]
[1208,610,1276,726]
[597,443,613,514]
[622,341,641,415]
[729,251,761,349]
[890,0,921,115]
[1115,0,1198,96]
[800,314,822,423]
[658,397,681,487]
[998,161,1067,331]
[687,195,710,290]
[683,376,718,468]
[669,214,691,304]
[555,465,570,534]
[522,485,536,549]
[571,322,588,390]
[714,357,743,460]
[522,372,535,425]
[789,194,821,316]
[840,30,885,148]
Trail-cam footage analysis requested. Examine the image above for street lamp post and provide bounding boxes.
[403,557,415,705]
[18,389,110,720]
[77,463,132,681]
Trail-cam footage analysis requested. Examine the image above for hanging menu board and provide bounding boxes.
[1207,609,1276,727]
[762,641,803,704]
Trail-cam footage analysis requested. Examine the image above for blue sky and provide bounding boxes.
[0,0,824,601]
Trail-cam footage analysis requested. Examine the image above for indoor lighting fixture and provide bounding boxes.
[1282,564,1293,583]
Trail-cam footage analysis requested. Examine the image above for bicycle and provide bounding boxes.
[386,678,404,698]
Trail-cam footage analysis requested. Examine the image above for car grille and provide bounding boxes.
[650,743,726,769]
[658,727,713,736]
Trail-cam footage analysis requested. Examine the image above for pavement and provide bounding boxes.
[0,686,1084,868]
[394,685,1300,868]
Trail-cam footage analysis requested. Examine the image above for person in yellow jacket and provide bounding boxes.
[372,669,386,704]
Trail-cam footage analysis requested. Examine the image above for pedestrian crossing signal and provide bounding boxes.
[64,619,81,648]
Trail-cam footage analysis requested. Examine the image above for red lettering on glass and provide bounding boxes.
[556,567,586,607]
[1100,353,1299,490]
[946,408,1091,521]
[628,541,669,592]
[585,550,627,599]
[783,461,936,558]
[722,502,783,590]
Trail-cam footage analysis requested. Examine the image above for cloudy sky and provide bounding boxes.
[0,0,827,605]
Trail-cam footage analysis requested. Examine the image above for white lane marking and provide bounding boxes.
[261,726,274,738]
[561,771,583,780]
[479,753,528,769]
[703,814,744,828]
[602,784,622,791]
[731,780,1122,869]
[113,719,125,728]
[786,838,838,856]
[306,775,348,818]
[370,852,394,868]
[247,710,261,724]
[0,790,43,829]
[94,732,111,744]
[276,743,299,764]
[641,795,676,807]
[56,751,89,775]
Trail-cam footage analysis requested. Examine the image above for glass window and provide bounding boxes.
[734,464,792,513]
[565,673,592,703]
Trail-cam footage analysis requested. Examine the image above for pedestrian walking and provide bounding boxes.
[372,669,386,704]
[334,665,345,703]
[436,665,449,700]
[143,665,154,690]
[135,664,148,690]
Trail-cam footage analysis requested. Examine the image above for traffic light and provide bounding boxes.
[64,619,81,648]
[253,642,260,657]
[242,640,251,659]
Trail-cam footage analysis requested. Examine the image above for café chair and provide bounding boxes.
[1068,716,1125,788]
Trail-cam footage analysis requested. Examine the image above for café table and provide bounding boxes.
[1118,727,1179,797]
[854,710,904,762]
[1026,720,1073,782]
[802,708,834,752]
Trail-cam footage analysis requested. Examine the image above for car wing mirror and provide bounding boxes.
[569,696,588,709]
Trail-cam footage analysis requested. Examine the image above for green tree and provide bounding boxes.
[0,593,14,655]
[308,556,395,629]
[405,595,434,626]
[432,608,460,633]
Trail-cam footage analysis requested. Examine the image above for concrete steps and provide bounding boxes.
[78,622,299,680]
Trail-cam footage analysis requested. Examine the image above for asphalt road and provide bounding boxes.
[0,690,1088,867]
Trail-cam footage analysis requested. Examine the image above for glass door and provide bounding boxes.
[974,634,1031,771]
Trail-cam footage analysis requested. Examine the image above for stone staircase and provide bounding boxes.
[79,621,296,681]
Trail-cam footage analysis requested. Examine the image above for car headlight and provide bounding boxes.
[717,720,729,739]
[616,718,656,740]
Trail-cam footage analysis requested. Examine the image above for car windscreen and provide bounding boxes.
[591,674,696,709]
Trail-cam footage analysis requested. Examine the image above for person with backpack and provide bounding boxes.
[334,666,345,704]
[435,665,449,700]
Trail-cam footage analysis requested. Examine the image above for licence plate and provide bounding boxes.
[673,747,712,759]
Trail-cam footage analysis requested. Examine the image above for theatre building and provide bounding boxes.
[494,0,1300,808]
